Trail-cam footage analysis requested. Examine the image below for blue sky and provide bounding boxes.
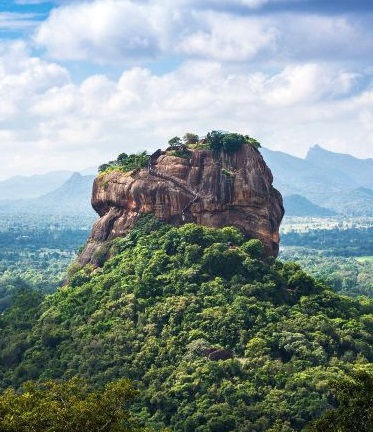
[0,0,373,179]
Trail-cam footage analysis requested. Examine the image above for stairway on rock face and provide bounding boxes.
[148,163,200,219]
[181,194,200,220]
[148,167,197,197]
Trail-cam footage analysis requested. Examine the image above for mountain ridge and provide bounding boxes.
[0,172,96,216]
[0,168,98,201]
[1,145,372,216]
[261,145,373,215]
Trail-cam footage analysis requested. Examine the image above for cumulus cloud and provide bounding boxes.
[176,13,277,61]
[0,41,69,117]
[34,0,279,63]
[33,0,373,68]
[1,0,373,179]
[1,37,373,180]
[34,0,168,63]
[261,64,361,106]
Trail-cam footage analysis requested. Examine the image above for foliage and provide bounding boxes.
[304,369,373,432]
[221,168,233,177]
[203,131,260,153]
[0,213,93,311]
[168,137,183,148]
[205,131,244,153]
[169,148,192,159]
[280,247,373,297]
[241,239,264,259]
[0,218,372,431]
[99,152,149,174]
[281,227,373,257]
[245,136,261,150]
[0,377,145,432]
[183,133,199,145]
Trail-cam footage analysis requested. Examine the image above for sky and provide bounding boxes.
[0,0,373,179]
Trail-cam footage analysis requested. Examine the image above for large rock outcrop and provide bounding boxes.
[79,145,284,265]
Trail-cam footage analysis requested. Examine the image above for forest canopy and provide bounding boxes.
[0,216,371,431]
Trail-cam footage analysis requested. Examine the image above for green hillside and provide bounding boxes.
[0,216,372,431]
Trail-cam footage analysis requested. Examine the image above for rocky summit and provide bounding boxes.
[79,143,284,265]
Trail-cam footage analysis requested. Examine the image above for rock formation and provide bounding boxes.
[78,144,284,265]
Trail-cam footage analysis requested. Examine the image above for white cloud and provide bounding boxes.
[34,0,167,63]
[176,13,277,61]
[261,64,361,107]
[1,36,373,180]
[31,0,373,68]
[30,0,373,84]
[33,0,280,65]
[239,0,269,6]
[1,0,373,180]
[0,41,69,118]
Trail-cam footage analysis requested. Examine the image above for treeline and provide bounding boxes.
[0,213,93,312]
[0,229,89,252]
[280,247,373,298]
[0,216,371,431]
[281,227,373,256]
[168,130,261,153]
[98,151,149,174]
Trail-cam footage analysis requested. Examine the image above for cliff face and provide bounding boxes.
[79,145,284,265]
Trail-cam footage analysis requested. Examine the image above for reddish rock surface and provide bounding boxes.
[78,145,284,265]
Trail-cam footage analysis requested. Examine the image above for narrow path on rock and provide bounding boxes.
[148,155,200,220]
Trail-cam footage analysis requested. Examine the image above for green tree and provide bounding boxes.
[221,133,246,153]
[245,136,261,149]
[241,239,264,259]
[0,378,144,432]
[304,370,373,432]
[117,153,129,164]
[205,130,224,151]
[205,131,247,153]
[168,137,182,148]
[183,133,199,145]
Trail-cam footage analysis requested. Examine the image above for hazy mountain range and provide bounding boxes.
[0,145,372,217]
[0,171,96,216]
[261,145,373,216]
[0,166,97,200]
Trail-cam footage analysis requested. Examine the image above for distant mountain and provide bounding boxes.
[261,146,373,216]
[0,171,73,200]
[0,173,96,217]
[261,147,357,200]
[306,145,373,189]
[283,195,336,217]
[321,187,373,217]
[79,166,99,176]
[0,166,98,201]
[37,172,96,214]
